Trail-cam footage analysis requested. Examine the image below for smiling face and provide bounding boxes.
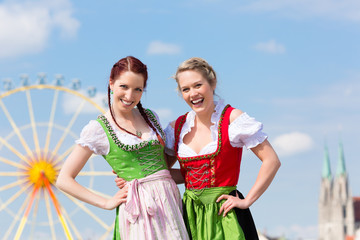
[110,71,145,113]
[177,70,216,115]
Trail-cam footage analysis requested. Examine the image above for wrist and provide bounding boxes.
[241,197,253,209]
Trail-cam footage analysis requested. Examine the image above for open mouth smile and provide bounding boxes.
[121,99,133,106]
[191,98,204,105]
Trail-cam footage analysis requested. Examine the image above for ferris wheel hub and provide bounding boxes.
[26,152,58,187]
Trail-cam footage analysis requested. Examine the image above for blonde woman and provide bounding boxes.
[164,57,281,240]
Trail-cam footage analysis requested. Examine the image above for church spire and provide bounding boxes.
[322,144,332,180]
[336,140,346,176]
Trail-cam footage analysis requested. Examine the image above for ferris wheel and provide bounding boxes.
[0,74,116,240]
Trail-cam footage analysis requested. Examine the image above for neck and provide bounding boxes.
[194,101,215,126]
[111,106,136,122]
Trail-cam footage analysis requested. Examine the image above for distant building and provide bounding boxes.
[318,142,360,240]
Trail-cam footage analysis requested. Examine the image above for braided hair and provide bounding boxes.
[136,102,165,146]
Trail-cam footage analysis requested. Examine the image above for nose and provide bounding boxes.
[125,89,135,100]
[189,88,198,97]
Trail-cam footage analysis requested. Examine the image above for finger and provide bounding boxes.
[223,203,234,217]
[218,200,228,215]
[216,194,229,203]
[116,179,127,189]
[116,181,124,188]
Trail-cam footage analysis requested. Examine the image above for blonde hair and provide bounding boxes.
[174,57,217,91]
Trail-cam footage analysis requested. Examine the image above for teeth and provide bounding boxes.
[192,99,203,104]
[121,100,132,106]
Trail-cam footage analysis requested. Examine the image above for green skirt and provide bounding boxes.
[183,186,245,240]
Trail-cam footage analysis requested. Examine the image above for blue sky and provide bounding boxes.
[1,0,360,239]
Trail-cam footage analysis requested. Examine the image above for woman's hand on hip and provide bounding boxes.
[216,192,250,217]
[104,185,128,210]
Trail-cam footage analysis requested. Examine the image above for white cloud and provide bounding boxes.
[253,40,286,54]
[0,0,80,59]
[238,0,360,22]
[273,132,314,156]
[62,90,107,115]
[147,41,181,55]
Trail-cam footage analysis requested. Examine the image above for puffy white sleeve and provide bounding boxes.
[229,113,268,149]
[164,123,176,156]
[75,120,110,155]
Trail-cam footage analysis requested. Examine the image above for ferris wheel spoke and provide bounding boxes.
[2,193,31,240]
[0,137,30,165]
[100,226,114,240]
[0,183,32,212]
[52,99,86,156]
[44,189,57,239]
[53,145,74,166]
[29,191,41,239]
[0,178,27,192]
[44,89,59,154]
[14,182,41,240]
[0,100,35,159]
[60,205,83,239]
[0,156,28,170]
[41,172,73,240]
[0,172,27,177]
[25,90,41,154]
[63,193,110,230]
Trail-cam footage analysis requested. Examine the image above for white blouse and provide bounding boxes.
[76,111,161,156]
[164,100,267,158]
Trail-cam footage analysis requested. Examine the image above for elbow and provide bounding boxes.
[274,157,281,172]
[276,157,281,168]
[55,173,67,192]
[55,177,64,191]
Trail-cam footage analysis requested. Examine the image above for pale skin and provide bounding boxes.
[57,71,151,210]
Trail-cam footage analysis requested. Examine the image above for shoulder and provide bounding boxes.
[82,119,103,132]
[79,119,105,140]
[167,112,188,129]
[169,120,176,128]
[229,108,244,124]
[171,112,189,128]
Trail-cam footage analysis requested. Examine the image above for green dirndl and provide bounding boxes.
[183,186,246,240]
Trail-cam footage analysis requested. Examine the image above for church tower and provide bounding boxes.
[318,142,355,240]
[331,141,355,238]
[318,145,333,239]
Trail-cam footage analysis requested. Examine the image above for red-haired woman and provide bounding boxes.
[57,56,189,240]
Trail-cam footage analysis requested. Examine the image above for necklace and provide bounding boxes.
[115,121,142,139]
[110,108,142,139]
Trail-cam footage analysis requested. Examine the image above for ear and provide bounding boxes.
[109,79,114,91]
[211,81,217,93]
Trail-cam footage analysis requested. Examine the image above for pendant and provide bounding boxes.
[136,131,142,138]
